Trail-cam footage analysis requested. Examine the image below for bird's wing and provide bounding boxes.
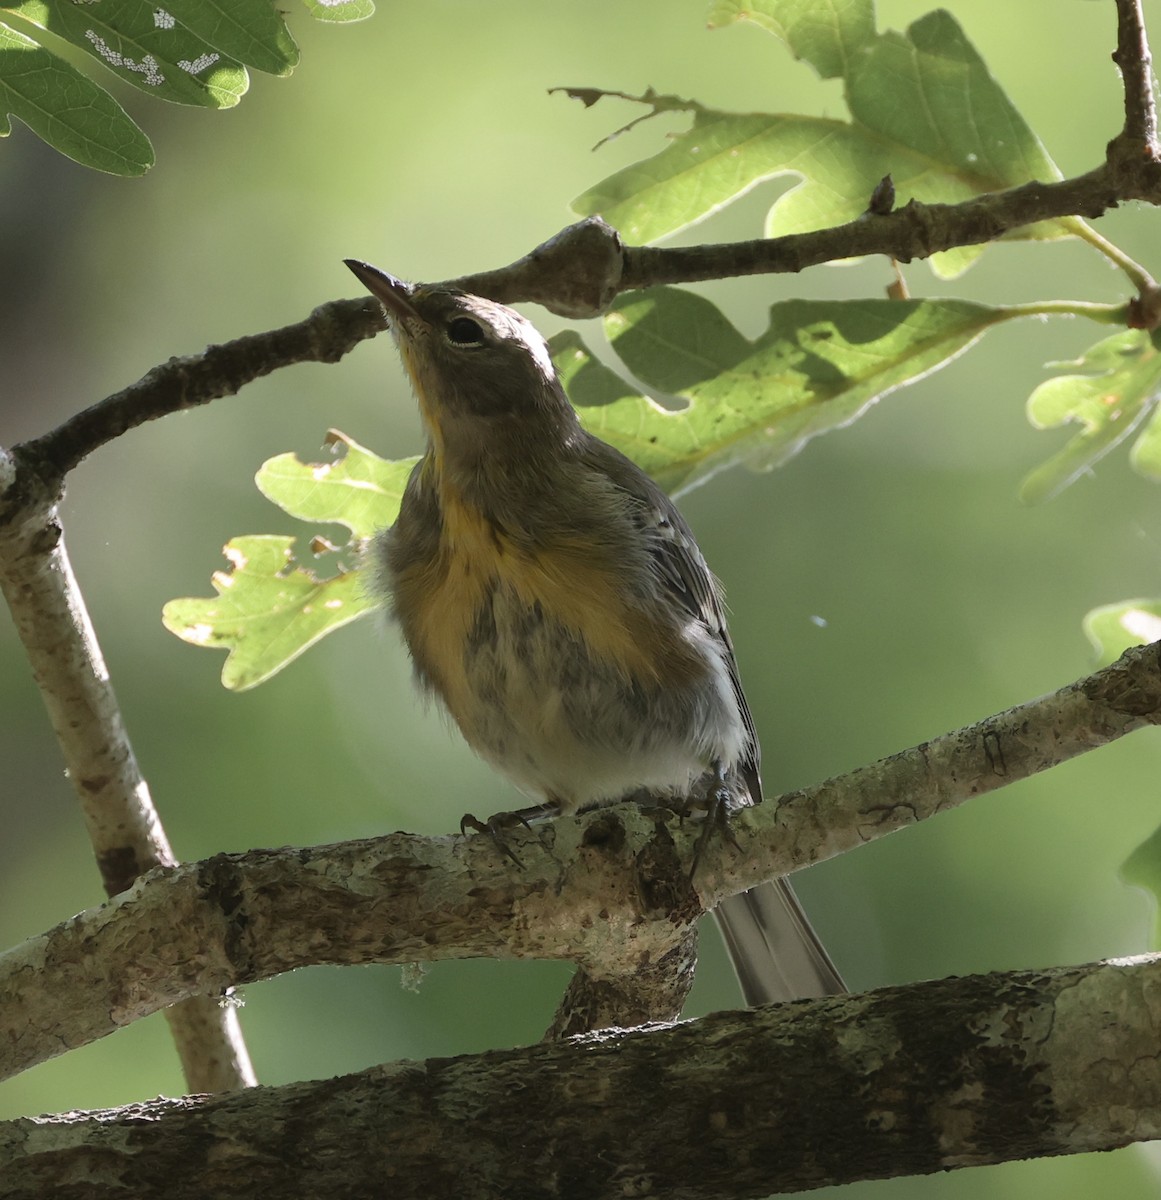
[586,438,762,802]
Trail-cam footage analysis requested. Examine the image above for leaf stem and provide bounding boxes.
[1000,298,1129,325]
[1065,216,1158,293]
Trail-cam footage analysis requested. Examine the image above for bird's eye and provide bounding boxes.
[446,316,485,346]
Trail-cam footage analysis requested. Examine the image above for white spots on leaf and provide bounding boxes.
[185,623,215,645]
[84,31,164,87]
[153,9,175,29]
[324,598,344,610]
[180,53,220,76]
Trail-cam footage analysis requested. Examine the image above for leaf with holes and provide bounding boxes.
[164,431,416,689]
[0,20,152,174]
[572,9,1065,277]
[157,0,298,76]
[552,288,1022,496]
[256,429,416,540]
[162,535,374,691]
[0,0,362,171]
[1020,330,1161,504]
[4,1,248,108]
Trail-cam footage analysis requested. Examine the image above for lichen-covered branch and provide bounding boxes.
[3,955,1159,1200]
[2,641,1156,1083]
[691,639,1161,906]
[0,452,254,1094]
[0,812,698,1082]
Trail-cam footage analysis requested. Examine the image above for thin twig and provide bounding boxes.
[1112,0,1159,152]
[11,297,384,488]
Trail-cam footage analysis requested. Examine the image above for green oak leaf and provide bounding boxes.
[256,428,416,540]
[0,0,358,171]
[4,0,248,108]
[573,9,1064,278]
[157,0,298,76]
[0,20,152,174]
[300,0,375,23]
[707,0,874,81]
[162,535,374,691]
[1020,330,1161,504]
[1084,601,1161,665]
[163,431,416,690]
[552,288,1019,496]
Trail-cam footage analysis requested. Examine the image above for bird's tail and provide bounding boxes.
[713,878,845,1005]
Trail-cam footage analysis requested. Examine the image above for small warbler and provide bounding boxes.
[345,258,843,1005]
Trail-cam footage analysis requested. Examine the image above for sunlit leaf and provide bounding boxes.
[0,19,152,174]
[846,12,1058,186]
[164,432,415,689]
[1,0,367,171]
[1020,330,1161,504]
[553,288,1019,496]
[300,0,375,23]
[256,429,415,540]
[575,112,880,244]
[573,10,1064,277]
[707,0,874,80]
[1084,600,1161,665]
[4,0,248,108]
[160,0,298,76]
[163,535,376,691]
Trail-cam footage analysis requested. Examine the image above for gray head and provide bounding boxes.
[344,260,579,465]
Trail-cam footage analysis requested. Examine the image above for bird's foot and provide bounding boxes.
[460,802,558,868]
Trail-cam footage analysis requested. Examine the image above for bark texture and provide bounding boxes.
[3,956,1159,1200]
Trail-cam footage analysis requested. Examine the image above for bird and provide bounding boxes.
[345,257,844,1006]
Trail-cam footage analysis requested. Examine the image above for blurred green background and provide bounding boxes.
[2,1,1160,1195]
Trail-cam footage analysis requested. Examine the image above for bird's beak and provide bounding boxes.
[344,259,422,324]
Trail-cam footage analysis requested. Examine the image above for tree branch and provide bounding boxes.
[1111,0,1158,155]
[8,297,384,489]
[460,169,1157,316]
[0,452,255,1094]
[4,955,1160,1200]
[8,163,1156,490]
[3,640,1157,1083]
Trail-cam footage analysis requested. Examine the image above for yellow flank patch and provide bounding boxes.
[501,532,677,686]
[399,494,492,728]
[400,483,706,728]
